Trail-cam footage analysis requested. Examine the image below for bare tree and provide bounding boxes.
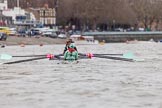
[129,0,162,30]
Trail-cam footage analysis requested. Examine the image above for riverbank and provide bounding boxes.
[83,31,162,42]
[0,36,67,46]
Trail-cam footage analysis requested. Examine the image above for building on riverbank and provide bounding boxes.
[0,0,7,10]
[39,4,56,27]
[2,7,36,25]
[0,0,12,26]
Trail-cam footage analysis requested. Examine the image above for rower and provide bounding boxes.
[64,43,78,61]
[63,39,77,54]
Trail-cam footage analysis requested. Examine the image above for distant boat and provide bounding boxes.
[70,35,99,45]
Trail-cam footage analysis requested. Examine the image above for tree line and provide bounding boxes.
[7,0,162,31]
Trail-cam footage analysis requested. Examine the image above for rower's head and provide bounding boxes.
[66,40,70,45]
[69,39,74,43]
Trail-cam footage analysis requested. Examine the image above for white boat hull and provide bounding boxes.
[75,40,99,45]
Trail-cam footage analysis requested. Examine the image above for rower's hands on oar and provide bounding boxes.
[46,54,63,60]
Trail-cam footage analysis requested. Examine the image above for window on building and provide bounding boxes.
[16,15,26,21]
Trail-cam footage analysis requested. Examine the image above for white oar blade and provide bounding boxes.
[123,52,145,62]
[0,54,12,60]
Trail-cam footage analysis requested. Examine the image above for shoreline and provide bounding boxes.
[0,36,67,46]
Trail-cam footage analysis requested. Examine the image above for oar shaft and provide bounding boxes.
[78,53,122,56]
[12,55,46,57]
[94,55,134,62]
[4,54,63,64]
[78,53,134,62]
[12,54,63,58]
[4,56,47,64]
[93,54,123,56]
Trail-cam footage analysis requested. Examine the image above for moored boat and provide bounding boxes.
[70,35,99,45]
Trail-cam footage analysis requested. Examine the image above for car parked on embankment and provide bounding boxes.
[0,32,7,41]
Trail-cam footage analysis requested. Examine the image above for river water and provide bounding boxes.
[0,42,162,108]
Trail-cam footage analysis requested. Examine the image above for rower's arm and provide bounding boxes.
[64,51,68,60]
[74,47,77,51]
[63,47,67,54]
[75,52,78,60]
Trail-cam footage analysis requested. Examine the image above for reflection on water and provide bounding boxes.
[0,43,162,108]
